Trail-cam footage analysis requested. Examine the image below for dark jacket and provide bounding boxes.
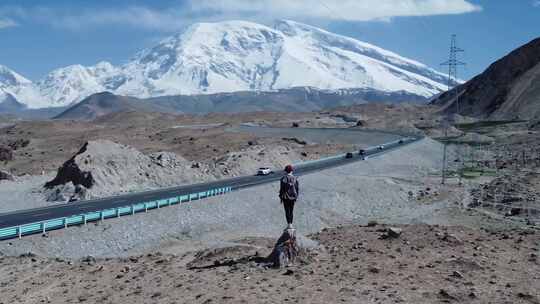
[279,174,299,201]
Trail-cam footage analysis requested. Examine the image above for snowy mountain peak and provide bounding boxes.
[0,65,32,87]
[0,65,41,108]
[3,20,450,109]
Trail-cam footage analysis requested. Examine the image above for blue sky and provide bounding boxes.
[0,0,538,81]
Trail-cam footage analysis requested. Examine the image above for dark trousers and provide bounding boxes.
[282,199,296,224]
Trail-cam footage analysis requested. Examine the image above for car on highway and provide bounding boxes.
[346,152,354,159]
[359,149,366,155]
[377,145,384,150]
[257,167,273,175]
[398,139,404,144]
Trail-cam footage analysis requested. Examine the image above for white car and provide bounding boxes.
[257,167,273,175]
[378,145,384,150]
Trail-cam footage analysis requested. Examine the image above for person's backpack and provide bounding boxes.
[282,175,298,200]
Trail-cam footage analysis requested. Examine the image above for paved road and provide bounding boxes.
[0,137,419,230]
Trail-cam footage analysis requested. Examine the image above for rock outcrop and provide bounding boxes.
[268,229,300,268]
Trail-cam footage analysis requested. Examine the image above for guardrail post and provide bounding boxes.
[157,201,160,209]
[168,199,172,207]
[83,215,87,225]
[64,218,68,228]
[18,226,21,239]
[100,211,104,221]
[42,222,46,234]
[145,203,148,213]
[116,208,120,218]
[131,206,135,215]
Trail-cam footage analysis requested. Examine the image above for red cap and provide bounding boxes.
[284,164,294,173]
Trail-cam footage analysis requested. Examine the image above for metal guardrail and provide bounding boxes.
[0,135,422,241]
[0,187,232,240]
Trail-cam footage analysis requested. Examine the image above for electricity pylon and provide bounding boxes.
[440,34,466,185]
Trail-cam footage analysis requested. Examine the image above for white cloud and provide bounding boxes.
[0,5,189,32]
[190,0,482,21]
[0,18,17,29]
[0,1,481,32]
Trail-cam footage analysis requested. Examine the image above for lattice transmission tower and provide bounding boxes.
[440,34,466,185]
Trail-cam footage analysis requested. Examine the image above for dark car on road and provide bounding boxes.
[359,149,366,155]
[346,152,354,159]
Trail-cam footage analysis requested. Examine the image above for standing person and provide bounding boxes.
[279,164,300,229]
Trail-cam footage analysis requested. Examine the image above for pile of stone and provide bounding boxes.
[43,140,213,202]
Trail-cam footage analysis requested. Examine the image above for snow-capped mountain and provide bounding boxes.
[36,62,121,108]
[0,65,40,108]
[1,20,451,109]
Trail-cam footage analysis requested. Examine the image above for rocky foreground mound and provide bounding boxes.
[1,224,538,304]
[44,140,212,201]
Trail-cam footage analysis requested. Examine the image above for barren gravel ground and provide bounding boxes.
[0,174,57,213]
[0,138,473,259]
[1,223,538,304]
[1,135,538,304]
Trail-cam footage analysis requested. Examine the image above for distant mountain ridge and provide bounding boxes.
[1,20,450,109]
[53,87,428,120]
[432,37,540,119]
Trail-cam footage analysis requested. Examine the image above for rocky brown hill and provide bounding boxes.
[52,92,171,120]
[433,37,540,119]
[52,87,427,121]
